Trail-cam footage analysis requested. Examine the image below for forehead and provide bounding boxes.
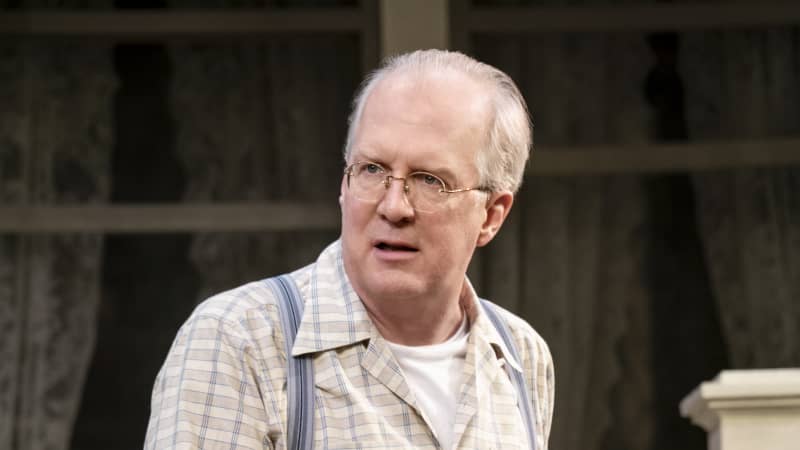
[351,71,492,171]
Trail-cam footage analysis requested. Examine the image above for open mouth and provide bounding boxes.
[375,241,418,252]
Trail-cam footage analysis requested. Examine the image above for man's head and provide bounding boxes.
[339,49,531,307]
[345,49,532,194]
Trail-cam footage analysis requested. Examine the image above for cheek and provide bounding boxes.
[427,208,482,255]
[341,198,373,240]
[444,199,485,233]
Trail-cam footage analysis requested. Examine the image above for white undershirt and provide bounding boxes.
[386,317,469,450]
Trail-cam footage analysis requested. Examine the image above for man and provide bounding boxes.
[145,49,554,450]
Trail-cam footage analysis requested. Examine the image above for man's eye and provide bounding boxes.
[364,163,382,174]
[423,174,439,185]
[414,173,443,189]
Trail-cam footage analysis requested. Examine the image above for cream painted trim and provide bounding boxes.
[680,369,800,450]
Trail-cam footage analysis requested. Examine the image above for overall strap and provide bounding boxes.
[480,299,538,450]
[266,275,315,450]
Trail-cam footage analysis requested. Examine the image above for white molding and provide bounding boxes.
[681,369,800,450]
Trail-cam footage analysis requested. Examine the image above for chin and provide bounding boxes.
[360,272,429,301]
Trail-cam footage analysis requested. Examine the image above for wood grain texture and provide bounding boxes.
[466,2,800,32]
[0,9,366,36]
[0,203,341,232]
[2,3,799,37]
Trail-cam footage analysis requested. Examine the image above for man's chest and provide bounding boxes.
[279,343,528,450]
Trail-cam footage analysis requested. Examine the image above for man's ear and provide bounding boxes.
[477,191,514,247]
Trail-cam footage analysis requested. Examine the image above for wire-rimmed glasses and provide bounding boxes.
[344,161,488,213]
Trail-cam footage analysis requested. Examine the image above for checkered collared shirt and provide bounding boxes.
[145,239,554,449]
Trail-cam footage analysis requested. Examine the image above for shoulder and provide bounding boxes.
[178,264,314,349]
[194,280,276,317]
[185,281,279,338]
[191,263,313,325]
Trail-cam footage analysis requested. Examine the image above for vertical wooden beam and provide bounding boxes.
[449,0,469,53]
[360,0,381,74]
[379,0,450,58]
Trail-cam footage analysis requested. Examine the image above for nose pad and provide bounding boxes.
[379,177,415,218]
[383,177,411,202]
[383,176,409,193]
[383,176,409,196]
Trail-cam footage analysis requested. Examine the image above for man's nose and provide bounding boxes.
[376,177,415,222]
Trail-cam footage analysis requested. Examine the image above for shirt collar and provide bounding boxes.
[292,239,524,374]
[460,278,524,373]
[291,240,374,356]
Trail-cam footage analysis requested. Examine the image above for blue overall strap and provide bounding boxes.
[480,299,538,450]
[266,275,315,450]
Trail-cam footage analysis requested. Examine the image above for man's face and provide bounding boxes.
[340,72,509,304]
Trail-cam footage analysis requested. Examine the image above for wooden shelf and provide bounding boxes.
[463,2,800,33]
[2,3,798,39]
[0,9,367,38]
[2,139,798,233]
[530,138,800,175]
[0,203,341,233]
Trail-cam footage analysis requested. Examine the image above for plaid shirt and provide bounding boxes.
[145,240,554,450]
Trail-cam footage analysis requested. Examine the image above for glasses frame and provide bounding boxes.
[343,161,489,211]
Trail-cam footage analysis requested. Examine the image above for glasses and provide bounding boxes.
[344,161,488,213]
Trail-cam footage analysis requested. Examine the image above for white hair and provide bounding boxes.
[344,49,532,193]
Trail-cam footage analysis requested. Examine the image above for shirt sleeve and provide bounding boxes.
[144,309,280,450]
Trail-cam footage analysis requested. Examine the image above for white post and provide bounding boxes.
[680,369,800,450]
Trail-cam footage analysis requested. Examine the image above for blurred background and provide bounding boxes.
[1,0,799,449]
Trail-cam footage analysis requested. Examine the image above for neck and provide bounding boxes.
[361,287,467,346]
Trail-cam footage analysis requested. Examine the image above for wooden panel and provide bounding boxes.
[0,203,340,232]
[359,0,381,73]
[2,2,798,39]
[0,9,365,37]
[379,0,449,57]
[448,0,469,52]
[466,3,800,33]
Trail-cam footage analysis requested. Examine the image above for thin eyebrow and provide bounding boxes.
[352,152,388,169]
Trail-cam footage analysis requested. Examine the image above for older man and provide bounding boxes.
[145,49,554,450]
